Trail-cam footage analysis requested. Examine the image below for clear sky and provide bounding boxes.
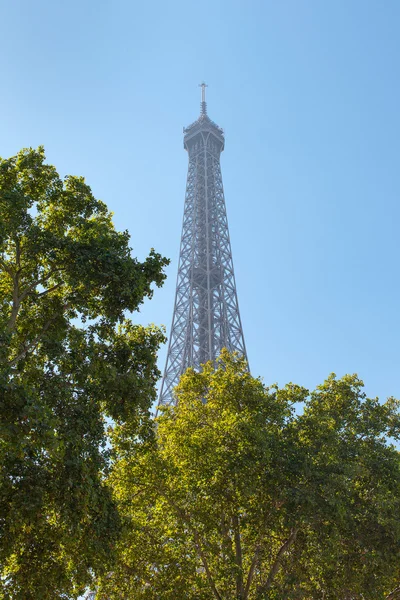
[1,0,400,402]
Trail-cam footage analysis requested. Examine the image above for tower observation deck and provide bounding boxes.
[158,85,248,406]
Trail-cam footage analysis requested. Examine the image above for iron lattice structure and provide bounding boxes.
[159,85,248,407]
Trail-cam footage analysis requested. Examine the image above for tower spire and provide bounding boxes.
[199,81,208,115]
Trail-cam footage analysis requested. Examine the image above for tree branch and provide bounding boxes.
[220,511,233,565]
[244,544,261,598]
[3,243,65,332]
[0,256,14,276]
[387,586,400,600]
[232,514,245,599]
[6,286,20,332]
[9,303,71,365]
[37,282,64,298]
[18,267,65,303]
[6,240,22,332]
[6,277,20,333]
[193,530,223,600]
[256,527,299,597]
[244,502,281,598]
[155,486,222,600]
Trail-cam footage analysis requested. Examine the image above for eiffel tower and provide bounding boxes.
[158,84,248,407]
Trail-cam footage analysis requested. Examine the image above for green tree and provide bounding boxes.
[0,147,169,599]
[99,350,400,600]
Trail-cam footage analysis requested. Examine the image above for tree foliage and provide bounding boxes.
[0,147,169,599]
[99,350,400,600]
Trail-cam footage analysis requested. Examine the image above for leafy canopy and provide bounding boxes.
[0,147,169,599]
[99,350,400,600]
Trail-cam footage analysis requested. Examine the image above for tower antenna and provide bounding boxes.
[199,82,208,114]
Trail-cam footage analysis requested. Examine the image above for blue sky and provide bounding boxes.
[1,0,400,402]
